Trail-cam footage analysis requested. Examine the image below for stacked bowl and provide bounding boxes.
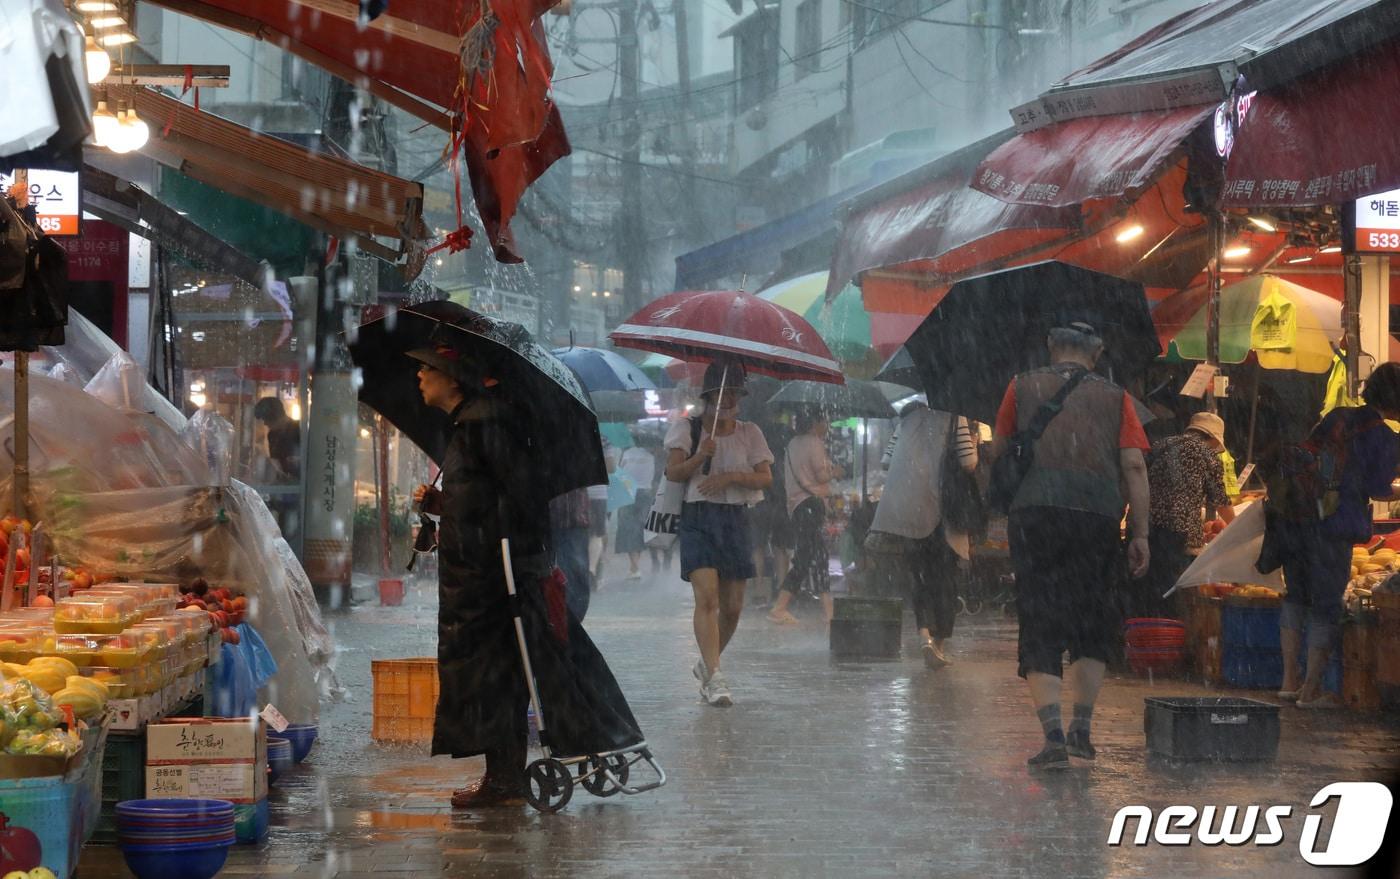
[268,736,294,783]
[1124,617,1186,676]
[283,723,318,763]
[116,799,235,879]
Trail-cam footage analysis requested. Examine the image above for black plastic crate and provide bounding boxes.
[830,618,902,659]
[92,731,146,844]
[1144,696,1279,762]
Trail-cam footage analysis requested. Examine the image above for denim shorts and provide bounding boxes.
[679,501,756,583]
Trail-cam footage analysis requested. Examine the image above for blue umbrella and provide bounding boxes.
[551,346,656,392]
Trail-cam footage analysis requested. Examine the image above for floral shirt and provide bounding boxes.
[1147,432,1231,546]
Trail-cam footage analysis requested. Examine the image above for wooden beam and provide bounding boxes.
[102,64,230,88]
[144,0,453,131]
[290,0,461,54]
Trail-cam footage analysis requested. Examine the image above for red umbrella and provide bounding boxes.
[610,290,844,384]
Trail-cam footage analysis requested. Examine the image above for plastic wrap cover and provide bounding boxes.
[35,309,186,431]
[27,481,332,722]
[0,365,209,496]
[181,408,235,485]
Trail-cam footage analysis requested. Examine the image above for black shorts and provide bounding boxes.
[1010,507,1123,678]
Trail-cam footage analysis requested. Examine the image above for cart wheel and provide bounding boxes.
[524,758,573,813]
[580,754,631,797]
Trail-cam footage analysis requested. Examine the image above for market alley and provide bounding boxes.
[79,565,1400,879]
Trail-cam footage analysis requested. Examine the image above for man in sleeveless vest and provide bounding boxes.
[992,322,1152,770]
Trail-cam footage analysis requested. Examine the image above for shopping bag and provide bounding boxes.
[643,478,684,548]
[1168,500,1283,596]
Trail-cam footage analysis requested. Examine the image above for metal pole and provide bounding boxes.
[376,416,392,577]
[501,539,547,735]
[1204,212,1224,414]
[619,0,644,314]
[1343,253,1363,397]
[13,352,28,519]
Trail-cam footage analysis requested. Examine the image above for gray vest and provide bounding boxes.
[1011,366,1127,519]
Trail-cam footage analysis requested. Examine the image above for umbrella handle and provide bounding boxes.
[710,364,727,436]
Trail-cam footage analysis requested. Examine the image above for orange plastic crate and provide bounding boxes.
[371,658,439,743]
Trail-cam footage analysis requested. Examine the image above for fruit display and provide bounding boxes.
[0,680,79,758]
[1346,543,1400,610]
[52,594,139,635]
[177,579,248,644]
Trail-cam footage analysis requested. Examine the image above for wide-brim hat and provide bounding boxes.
[407,343,491,388]
[701,361,747,398]
[1187,411,1226,447]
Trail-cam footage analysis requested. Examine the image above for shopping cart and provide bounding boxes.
[500,539,666,813]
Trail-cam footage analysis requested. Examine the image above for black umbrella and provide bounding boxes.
[767,378,895,420]
[903,262,1160,424]
[874,347,920,390]
[347,300,607,499]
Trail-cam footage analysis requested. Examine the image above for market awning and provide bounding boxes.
[80,163,271,289]
[1223,36,1400,206]
[143,0,570,264]
[1011,0,1400,131]
[112,85,423,263]
[826,132,1081,298]
[971,106,1212,208]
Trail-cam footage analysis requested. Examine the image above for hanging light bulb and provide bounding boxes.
[84,35,111,84]
[123,106,149,151]
[91,99,119,147]
[107,107,135,153]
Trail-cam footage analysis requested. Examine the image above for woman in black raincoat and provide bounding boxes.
[410,341,643,808]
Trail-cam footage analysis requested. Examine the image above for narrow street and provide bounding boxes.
[83,562,1400,878]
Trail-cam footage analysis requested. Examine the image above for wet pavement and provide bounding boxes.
[81,559,1400,878]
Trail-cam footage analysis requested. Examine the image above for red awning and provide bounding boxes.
[1224,37,1400,207]
[147,0,568,263]
[827,135,1083,299]
[971,105,1212,208]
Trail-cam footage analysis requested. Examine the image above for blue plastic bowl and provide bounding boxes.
[117,799,234,817]
[282,724,318,763]
[121,841,231,879]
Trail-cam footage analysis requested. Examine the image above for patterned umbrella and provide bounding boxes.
[611,290,843,383]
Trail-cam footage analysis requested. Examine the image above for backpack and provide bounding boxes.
[1263,407,1382,523]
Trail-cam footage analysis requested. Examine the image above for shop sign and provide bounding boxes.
[0,168,81,236]
[1349,187,1400,254]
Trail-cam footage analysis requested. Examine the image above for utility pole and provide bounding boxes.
[619,0,645,314]
[673,0,701,242]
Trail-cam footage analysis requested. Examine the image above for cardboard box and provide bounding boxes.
[146,717,268,803]
[145,762,265,802]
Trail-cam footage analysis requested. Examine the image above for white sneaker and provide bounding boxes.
[705,671,733,707]
[692,659,709,683]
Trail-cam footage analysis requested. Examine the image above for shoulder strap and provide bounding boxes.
[1023,369,1089,441]
[690,417,713,476]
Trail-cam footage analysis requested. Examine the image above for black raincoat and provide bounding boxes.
[431,397,645,760]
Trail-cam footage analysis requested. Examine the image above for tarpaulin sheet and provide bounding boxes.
[972,106,1212,208]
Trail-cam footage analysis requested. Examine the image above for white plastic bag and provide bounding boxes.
[643,479,683,549]
[1169,500,1284,596]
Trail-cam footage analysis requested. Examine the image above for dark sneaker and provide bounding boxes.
[1027,741,1070,771]
[1065,730,1096,760]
